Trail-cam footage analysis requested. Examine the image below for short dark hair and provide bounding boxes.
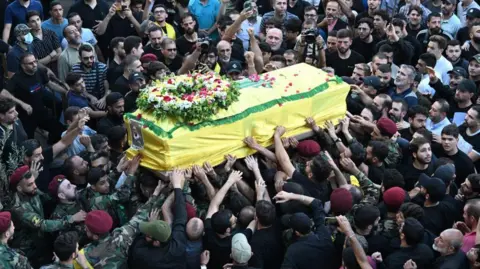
[447,39,461,47]
[304,6,317,13]
[409,137,430,155]
[372,10,390,23]
[50,1,62,10]
[378,64,391,73]
[354,205,380,230]
[64,106,80,123]
[20,53,36,64]
[429,35,447,50]
[365,104,382,121]
[379,44,394,54]
[0,98,16,114]
[259,42,272,53]
[26,10,41,22]
[285,17,302,33]
[87,167,107,185]
[419,53,437,68]
[408,5,423,16]
[400,202,424,221]
[336,29,353,39]
[402,218,424,246]
[310,155,332,182]
[22,139,41,157]
[368,141,389,162]
[435,99,450,114]
[472,105,480,120]
[441,124,459,138]
[407,105,429,120]
[255,201,276,226]
[107,126,127,149]
[328,30,338,37]
[54,231,78,261]
[148,25,163,35]
[124,36,143,55]
[110,37,125,51]
[152,4,167,12]
[270,55,287,66]
[392,98,408,113]
[349,142,366,166]
[180,12,194,23]
[357,17,374,30]
[211,209,233,234]
[414,128,433,142]
[63,156,77,179]
[427,12,442,22]
[67,12,80,20]
[65,72,82,87]
[78,44,93,57]
[90,134,108,150]
[383,169,405,190]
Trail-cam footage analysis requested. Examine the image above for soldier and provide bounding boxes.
[0,211,33,269]
[79,179,165,268]
[40,231,90,269]
[9,165,87,268]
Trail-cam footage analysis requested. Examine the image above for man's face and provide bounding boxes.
[150,30,163,49]
[372,96,385,112]
[361,108,374,122]
[446,45,462,62]
[467,16,480,28]
[351,66,365,82]
[441,1,455,16]
[449,74,463,89]
[461,179,475,196]
[375,69,391,87]
[153,6,167,22]
[131,60,144,73]
[0,106,18,125]
[441,134,458,152]
[429,101,444,122]
[29,147,44,164]
[327,36,337,53]
[427,16,442,34]
[372,57,388,73]
[408,10,422,25]
[285,30,298,41]
[370,126,383,140]
[389,102,405,122]
[427,41,441,57]
[416,59,427,74]
[72,78,86,93]
[93,176,110,194]
[274,0,287,14]
[304,9,317,21]
[365,146,374,164]
[336,37,351,54]
[373,15,386,30]
[21,55,38,74]
[410,113,427,131]
[109,99,125,117]
[58,179,77,200]
[367,0,380,10]
[469,60,480,77]
[68,15,82,31]
[455,89,473,104]
[182,16,196,35]
[433,232,451,255]
[65,25,81,44]
[357,22,372,40]
[217,43,232,62]
[72,155,89,176]
[465,108,479,129]
[266,29,282,51]
[27,15,41,31]
[81,50,95,68]
[131,3,143,13]
[50,4,64,20]
[284,53,296,66]
[414,143,432,164]
[206,52,218,67]
[129,78,146,92]
[394,66,412,87]
[132,43,144,57]
[91,157,110,173]
[115,42,126,59]
[325,2,339,22]
[20,176,37,196]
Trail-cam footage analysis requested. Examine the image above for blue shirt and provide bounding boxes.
[389,88,418,108]
[67,91,89,108]
[426,117,451,136]
[188,0,220,39]
[61,28,97,49]
[61,125,96,157]
[5,0,43,27]
[7,44,32,73]
[42,18,68,43]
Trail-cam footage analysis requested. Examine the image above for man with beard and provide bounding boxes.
[152,4,178,40]
[416,52,439,96]
[143,26,164,62]
[107,37,125,85]
[364,140,388,184]
[6,24,34,79]
[446,40,469,70]
[453,199,480,253]
[352,18,377,62]
[260,0,298,33]
[355,0,381,25]
[113,55,143,96]
[406,6,426,39]
[63,155,90,189]
[458,175,480,206]
[431,67,467,106]
[124,72,146,113]
[61,13,98,50]
[347,76,381,115]
[321,0,348,33]
[27,11,61,70]
[72,44,109,101]
[375,20,415,66]
[398,137,434,191]
[464,24,480,62]
[176,13,204,56]
[0,211,33,268]
[389,64,418,108]
[326,31,338,54]
[469,54,480,89]
[9,166,86,268]
[0,98,27,172]
[399,105,429,141]
[432,229,468,268]
[217,40,235,74]
[426,99,452,137]
[457,8,480,45]
[417,12,453,52]
[97,93,125,135]
[375,64,395,94]
[389,98,409,130]
[392,18,423,65]
[441,0,462,38]
[158,38,184,74]
[265,28,285,55]
[460,106,480,171]
[326,29,365,77]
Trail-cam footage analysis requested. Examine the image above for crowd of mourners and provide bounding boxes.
[3,0,480,267]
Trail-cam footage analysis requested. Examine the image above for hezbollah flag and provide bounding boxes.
[124,63,349,171]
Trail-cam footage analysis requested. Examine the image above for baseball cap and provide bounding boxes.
[281,212,312,234]
[433,163,455,186]
[418,173,446,199]
[139,220,172,243]
[467,8,480,19]
[448,67,467,78]
[128,72,145,84]
[231,233,252,264]
[362,76,382,90]
[14,24,31,37]
[470,54,480,63]
[457,79,477,94]
[227,61,242,74]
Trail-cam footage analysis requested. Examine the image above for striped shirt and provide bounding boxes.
[31,28,60,60]
[71,62,107,99]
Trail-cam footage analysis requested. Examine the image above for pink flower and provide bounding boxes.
[187,96,194,102]
[289,82,293,86]
[163,96,172,102]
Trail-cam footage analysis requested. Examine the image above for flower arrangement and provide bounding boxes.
[136,72,241,123]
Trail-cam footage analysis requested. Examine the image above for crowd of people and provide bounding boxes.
[1,0,480,267]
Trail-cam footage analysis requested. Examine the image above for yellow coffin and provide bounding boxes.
[124,63,349,171]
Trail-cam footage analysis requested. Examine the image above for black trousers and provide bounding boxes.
[20,108,65,145]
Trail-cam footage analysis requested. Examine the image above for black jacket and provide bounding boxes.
[375,38,414,65]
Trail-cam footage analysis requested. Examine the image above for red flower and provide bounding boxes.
[294,74,298,76]
[289,82,293,86]
[296,90,300,93]
[308,87,312,91]
[278,103,283,107]
[152,89,158,92]
[163,96,172,102]
[167,79,174,84]
[143,125,148,129]
[187,96,194,102]
[136,114,142,120]
[262,83,266,87]
[284,89,287,92]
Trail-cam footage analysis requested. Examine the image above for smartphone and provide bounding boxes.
[121,5,127,11]
[325,217,337,222]
[244,1,252,11]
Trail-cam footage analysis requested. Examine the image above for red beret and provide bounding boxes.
[48,175,66,197]
[85,210,113,235]
[296,140,321,157]
[330,188,353,214]
[10,165,30,187]
[186,202,197,220]
[0,212,11,233]
[383,187,406,209]
[140,53,158,63]
[376,117,397,138]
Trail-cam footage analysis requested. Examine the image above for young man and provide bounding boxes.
[460,105,480,171]
[42,231,89,268]
[97,92,125,135]
[351,17,377,62]
[260,0,298,33]
[124,72,146,113]
[445,40,469,70]
[27,10,61,69]
[427,35,453,85]
[176,13,204,56]
[326,29,365,77]
[151,4,178,39]
[417,12,453,51]
[106,37,125,85]
[113,54,143,95]
[407,6,426,38]
[389,98,410,130]
[41,1,68,43]
[441,0,462,37]
[399,105,429,141]
[6,24,33,78]
[398,137,434,191]
[2,0,43,44]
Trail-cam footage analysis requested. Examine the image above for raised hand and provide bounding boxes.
[244,155,259,171]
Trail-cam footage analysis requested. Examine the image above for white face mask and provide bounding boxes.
[23,33,33,44]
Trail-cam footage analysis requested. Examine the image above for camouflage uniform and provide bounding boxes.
[79,175,135,227]
[0,242,33,269]
[10,191,73,266]
[352,170,381,208]
[51,200,86,243]
[385,140,402,168]
[82,193,163,269]
[39,262,73,268]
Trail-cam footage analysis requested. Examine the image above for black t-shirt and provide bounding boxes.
[67,0,109,29]
[8,67,49,115]
[112,75,129,96]
[287,0,311,20]
[397,159,435,191]
[158,54,184,74]
[248,224,284,269]
[406,24,425,40]
[367,164,385,185]
[291,170,330,203]
[457,27,470,45]
[399,128,414,142]
[423,201,456,236]
[203,218,233,269]
[459,125,480,171]
[97,114,124,135]
[434,149,475,186]
[143,44,163,61]
[36,146,54,192]
[107,60,121,85]
[106,12,143,39]
[176,34,206,56]
[385,244,434,269]
[326,50,365,77]
[124,91,139,113]
[351,37,377,64]
[462,43,480,62]
[212,38,245,64]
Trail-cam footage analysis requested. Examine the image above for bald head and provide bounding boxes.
[434,229,463,255]
[266,28,283,51]
[444,229,463,247]
[186,217,204,241]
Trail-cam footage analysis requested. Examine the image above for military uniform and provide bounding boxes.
[0,242,33,269]
[10,191,74,267]
[385,140,402,168]
[39,262,74,268]
[82,194,162,269]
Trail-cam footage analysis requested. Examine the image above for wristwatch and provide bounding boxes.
[334,138,342,143]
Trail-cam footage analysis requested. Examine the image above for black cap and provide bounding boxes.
[457,79,477,94]
[106,92,124,107]
[227,61,242,74]
[467,8,480,19]
[418,173,446,199]
[281,212,312,234]
[128,72,145,84]
[361,76,382,90]
[448,67,467,78]
[433,164,455,186]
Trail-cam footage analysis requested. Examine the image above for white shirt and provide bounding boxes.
[435,56,453,85]
[418,71,443,95]
[426,117,451,136]
[457,1,480,26]
[237,16,262,52]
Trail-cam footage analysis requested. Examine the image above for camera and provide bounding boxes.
[198,37,211,53]
[121,5,127,11]
[303,29,318,44]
